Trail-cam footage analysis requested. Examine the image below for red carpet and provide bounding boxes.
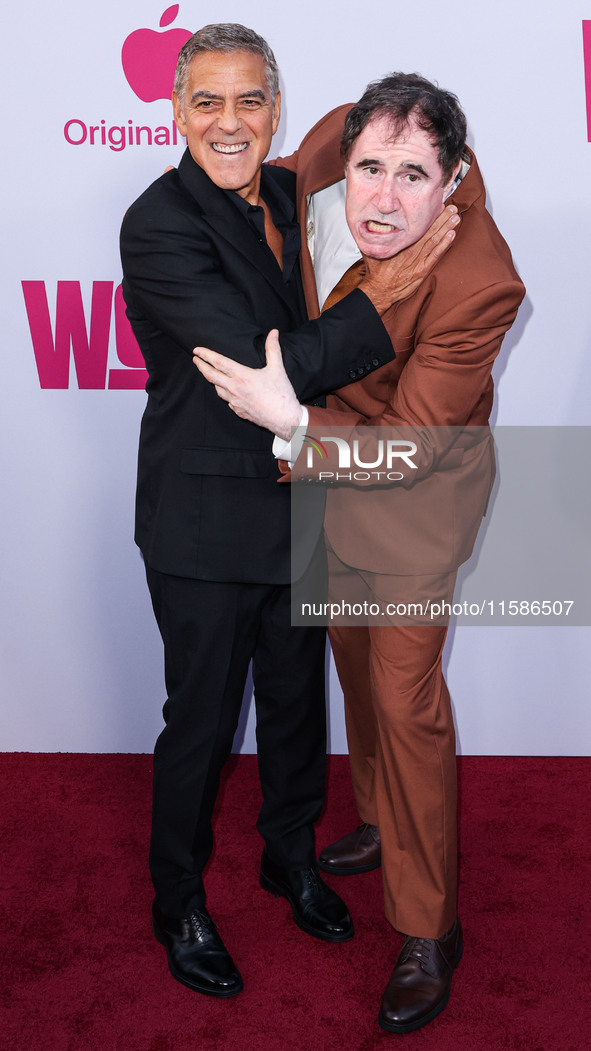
[1,754,589,1050]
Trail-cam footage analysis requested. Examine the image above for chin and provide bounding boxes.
[357,230,407,259]
[361,243,401,260]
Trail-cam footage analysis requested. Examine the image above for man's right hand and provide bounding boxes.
[193,330,302,441]
[359,205,460,315]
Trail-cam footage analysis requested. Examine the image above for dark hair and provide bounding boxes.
[174,24,279,106]
[341,72,467,183]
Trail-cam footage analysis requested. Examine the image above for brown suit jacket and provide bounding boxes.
[277,106,526,575]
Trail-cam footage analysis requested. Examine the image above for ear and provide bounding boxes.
[443,158,462,196]
[271,90,281,135]
[172,92,187,137]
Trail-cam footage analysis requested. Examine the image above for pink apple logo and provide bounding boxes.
[121,5,192,103]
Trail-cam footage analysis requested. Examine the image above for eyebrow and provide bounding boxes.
[401,163,430,177]
[354,158,431,178]
[188,88,268,105]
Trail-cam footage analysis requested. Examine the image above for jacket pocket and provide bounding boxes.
[180,447,272,478]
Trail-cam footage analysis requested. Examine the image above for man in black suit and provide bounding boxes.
[120,23,455,998]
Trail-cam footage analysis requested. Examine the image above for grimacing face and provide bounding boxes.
[345,115,460,259]
[173,50,281,205]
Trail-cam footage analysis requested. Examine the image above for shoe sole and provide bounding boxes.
[317,856,381,876]
[152,918,244,998]
[377,943,463,1034]
[259,871,354,943]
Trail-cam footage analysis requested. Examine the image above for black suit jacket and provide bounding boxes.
[120,148,392,584]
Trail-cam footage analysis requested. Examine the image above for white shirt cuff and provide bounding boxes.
[272,406,309,465]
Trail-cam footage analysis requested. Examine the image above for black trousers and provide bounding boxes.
[145,565,327,918]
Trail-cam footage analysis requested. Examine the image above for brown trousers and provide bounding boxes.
[327,550,458,939]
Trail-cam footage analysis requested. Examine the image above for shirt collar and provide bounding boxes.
[224,165,296,224]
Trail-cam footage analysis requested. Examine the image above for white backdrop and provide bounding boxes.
[1,1,590,754]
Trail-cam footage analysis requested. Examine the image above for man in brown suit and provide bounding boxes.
[195,73,525,1033]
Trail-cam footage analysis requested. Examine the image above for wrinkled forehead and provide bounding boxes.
[348,114,440,166]
[185,49,271,96]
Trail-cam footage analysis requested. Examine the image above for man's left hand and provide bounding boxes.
[193,329,302,440]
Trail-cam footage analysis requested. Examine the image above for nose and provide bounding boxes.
[216,102,242,135]
[375,177,400,216]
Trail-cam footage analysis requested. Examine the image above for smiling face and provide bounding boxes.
[172,50,281,205]
[345,115,460,259]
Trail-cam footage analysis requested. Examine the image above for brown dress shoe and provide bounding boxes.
[378,918,463,1033]
[317,823,381,875]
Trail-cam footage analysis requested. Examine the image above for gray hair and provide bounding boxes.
[174,24,279,105]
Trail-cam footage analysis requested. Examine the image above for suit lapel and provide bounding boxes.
[177,149,297,311]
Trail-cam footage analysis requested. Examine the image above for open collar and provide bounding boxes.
[177,149,299,310]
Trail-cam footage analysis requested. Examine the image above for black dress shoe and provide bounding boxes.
[260,851,354,942]
[317,823,381,875]
[152,901,243,997]
[378,918,463,1033]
